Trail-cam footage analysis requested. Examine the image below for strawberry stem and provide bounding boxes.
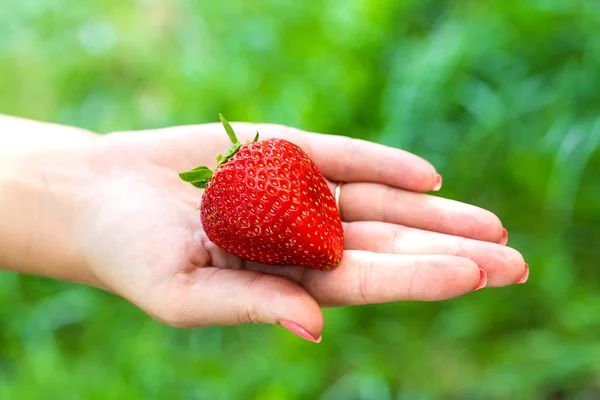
[178,114,260,189]
[219,113,239,144]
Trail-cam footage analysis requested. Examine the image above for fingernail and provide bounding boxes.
[474,269,487,291]
[499,228,509,246]
[432,174,443,191]
[280,321,322,343]
[516,264,529,284]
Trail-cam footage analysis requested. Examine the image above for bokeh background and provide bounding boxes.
[2,0,600,398]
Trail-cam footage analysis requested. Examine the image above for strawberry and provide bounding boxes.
[179,115,344,270]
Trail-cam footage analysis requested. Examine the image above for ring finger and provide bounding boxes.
[343,221,527,287]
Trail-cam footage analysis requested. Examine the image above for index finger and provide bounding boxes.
[257,124,441,192]
[133,121,441,192]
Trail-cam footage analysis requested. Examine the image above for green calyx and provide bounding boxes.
[178,114,260,189]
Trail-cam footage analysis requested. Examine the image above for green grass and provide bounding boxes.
[2,0,600,398]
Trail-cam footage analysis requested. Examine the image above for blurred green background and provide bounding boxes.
[2,0,600,398]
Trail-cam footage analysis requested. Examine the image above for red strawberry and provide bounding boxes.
[179,115,344,270]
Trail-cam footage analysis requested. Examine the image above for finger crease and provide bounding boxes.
[454,237,466,258]
[238,273,266,324]
[406,259,418,301]
[381,186,393,222]
[358,258,373,304]
[340,137,355,179]
[390,227,404,254]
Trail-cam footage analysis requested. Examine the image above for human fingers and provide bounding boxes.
[335,182,507,243]
[246,251,486,307]
[271,127,441,192]
[131,122,442,193]
[343,221,527,287]
[144,267,325,343]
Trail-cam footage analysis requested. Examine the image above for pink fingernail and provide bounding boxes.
[280,321,322,343]
[516,264,529,284]
[474,269,487,291]
[432,174,443,191]
[499,229,509,246]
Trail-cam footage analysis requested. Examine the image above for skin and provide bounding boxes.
[0,114,527,343]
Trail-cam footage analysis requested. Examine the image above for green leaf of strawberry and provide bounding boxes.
[178,166,214,189]
[179,115,259,187]
[179,114,344,270]
[215,114,259,168]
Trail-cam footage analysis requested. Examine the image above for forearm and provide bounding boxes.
[0,115,100,285]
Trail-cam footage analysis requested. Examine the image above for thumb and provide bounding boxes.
[148,268,325,343]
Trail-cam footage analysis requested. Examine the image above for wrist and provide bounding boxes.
[0,117,102,286]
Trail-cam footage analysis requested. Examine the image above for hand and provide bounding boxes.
[73,121,526,342]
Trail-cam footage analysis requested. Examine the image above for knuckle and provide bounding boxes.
[453,237,467,257]
[236,273,268,325]
[405,259,418,301]
[390,227,405,253]
[236,304,262,325]
[380,186,395,222]
[340,137,355,177]
[356,259,373,304]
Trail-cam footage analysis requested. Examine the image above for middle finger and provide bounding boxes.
[336,182,507,244]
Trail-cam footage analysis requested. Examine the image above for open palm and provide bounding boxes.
[79,121,527,342]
